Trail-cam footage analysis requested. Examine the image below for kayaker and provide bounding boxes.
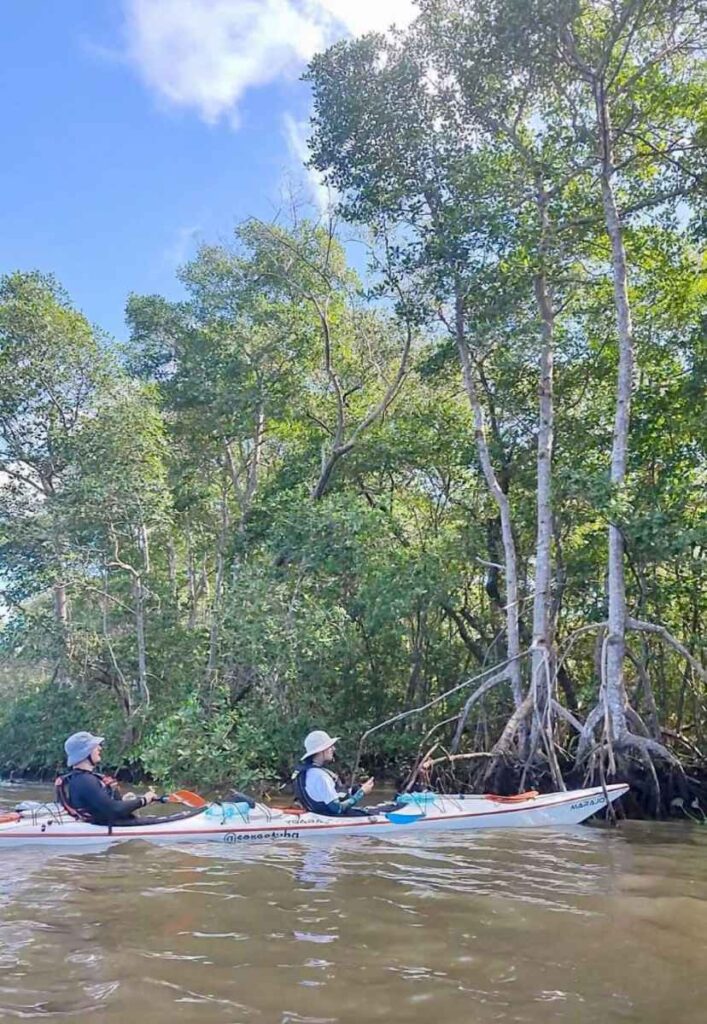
[292,730,375,816]
[56,732,157,826]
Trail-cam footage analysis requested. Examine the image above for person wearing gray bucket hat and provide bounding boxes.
[292,729,375,817]
[56,732,157,826]
[64,731,105,768]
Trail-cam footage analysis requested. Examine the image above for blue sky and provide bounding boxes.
[1,1,415,339]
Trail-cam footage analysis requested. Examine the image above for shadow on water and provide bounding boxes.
[1,785,707,1023]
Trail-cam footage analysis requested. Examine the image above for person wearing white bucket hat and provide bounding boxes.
[292,730,375,816]
[303,730,340,758]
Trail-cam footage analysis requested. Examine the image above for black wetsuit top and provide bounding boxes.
[64,769,146,826]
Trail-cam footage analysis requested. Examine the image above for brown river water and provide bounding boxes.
[1,783,706,1023]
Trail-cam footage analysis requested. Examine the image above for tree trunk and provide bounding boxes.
[53,581,68,627]
[167,539,178,599]
[245,401,265,511]
[187,528,198,629]
[206,488,230,682]
[52,582,70,687]
[596,81,633,741]
[132,574,149,706]
[531,200,555,722]
[133,523,150,706]
[101,572,132,720]
[51,521,71,687]
[405,610,425,708]
[454,286,524,713]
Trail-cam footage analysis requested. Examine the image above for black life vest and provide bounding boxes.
[54,768,116,823]
[291,762,398,819]
[291,759,344,816]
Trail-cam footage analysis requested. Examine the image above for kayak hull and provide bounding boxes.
[0,785,628,847]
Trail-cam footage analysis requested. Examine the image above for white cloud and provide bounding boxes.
[315,0,418,36]
[282,112,332,212]
[123,0,418,124]
[163,223,202,266]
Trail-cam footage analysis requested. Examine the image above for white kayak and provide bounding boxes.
[0,784,628,847]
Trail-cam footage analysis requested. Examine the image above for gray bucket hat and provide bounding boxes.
[64,731,104,767]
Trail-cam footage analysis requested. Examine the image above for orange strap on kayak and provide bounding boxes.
[484,790,539,803]
[0,812,21,824]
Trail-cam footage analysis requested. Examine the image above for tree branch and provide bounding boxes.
[627,617,707,684]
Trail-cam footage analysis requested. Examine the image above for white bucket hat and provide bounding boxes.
[304,730,339,757]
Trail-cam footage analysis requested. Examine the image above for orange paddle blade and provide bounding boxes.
[167,789,208,808]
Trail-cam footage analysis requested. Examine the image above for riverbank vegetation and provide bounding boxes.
[0,1,704,814]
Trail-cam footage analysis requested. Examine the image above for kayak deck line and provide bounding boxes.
[0,784,629,845]
[3,784,627,837]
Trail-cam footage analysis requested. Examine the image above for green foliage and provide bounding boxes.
[140,693,268,791]
[0,676,125,776]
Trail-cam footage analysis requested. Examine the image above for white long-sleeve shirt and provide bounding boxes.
[304,766,340,806]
